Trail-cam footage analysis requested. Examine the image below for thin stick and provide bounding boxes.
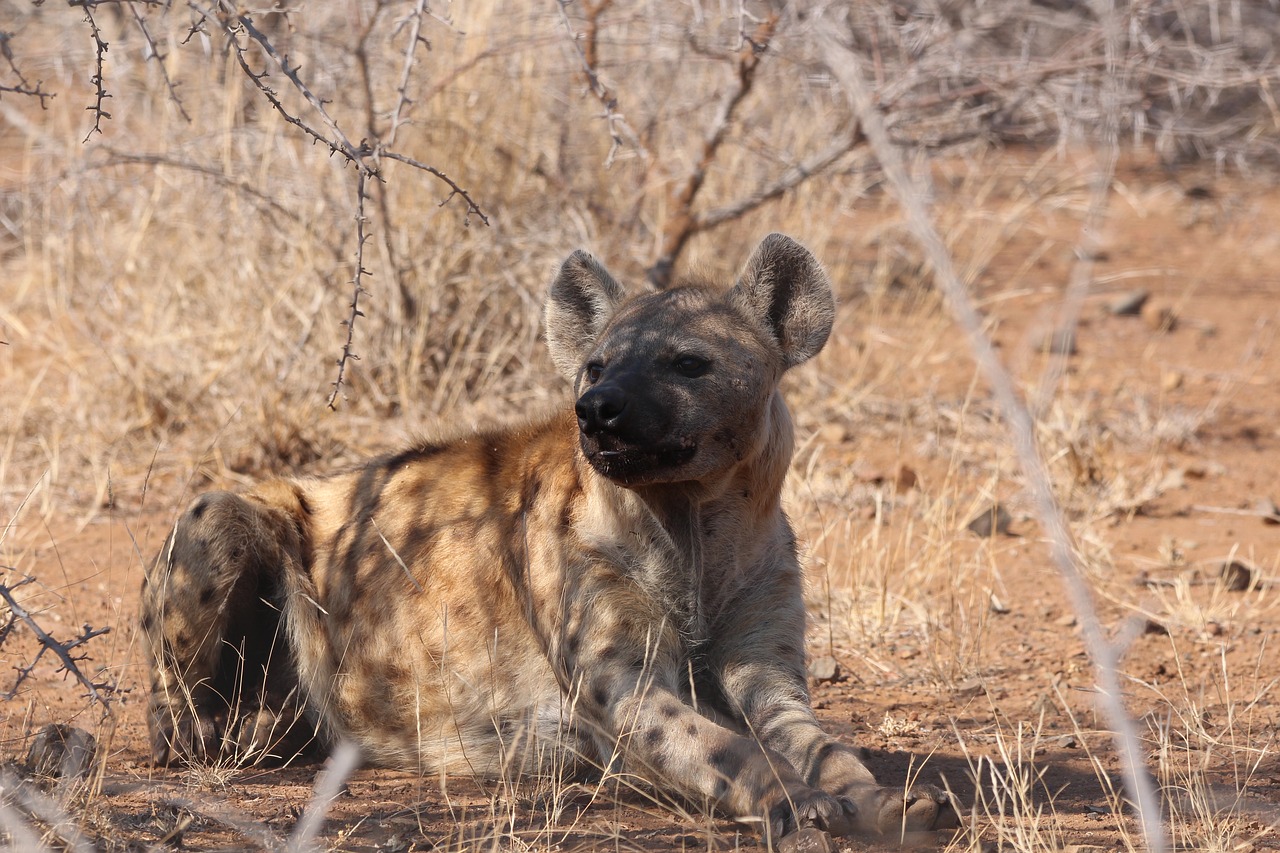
[820,32,1170,853]
[286,740,362,852]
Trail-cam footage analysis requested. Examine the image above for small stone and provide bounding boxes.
[1144,303,1178,332]
[966,503,1013,537]
[1030,692,1059,717]
[1158,468,1186,492]
[894,464,918,494]
[1108,289,1150,316]
[1161,370,1184,391]
[777,827,834,853]
[1143,618,1169,635]
[989,592,1010,614]
[816,424,847,445]
[26,724,96,780]
[1221,560,1257,592]
[1256,497,1280,525]
[1036,327,1078,355]
[1053,614,1078,628]
[807,655,842,684]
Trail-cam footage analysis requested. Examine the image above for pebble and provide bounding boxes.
[966,503,1013,537]
[807,655,842,684]
[1256,497,1280,525]
[1108,288,1150,316]
[1036,327,1078,355]
[777,828,834,853]
[1221,560,1257,592]
[1144,302,1178,332]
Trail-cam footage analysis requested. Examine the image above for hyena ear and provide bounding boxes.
[729,233,835,368]
[544,249,627,380]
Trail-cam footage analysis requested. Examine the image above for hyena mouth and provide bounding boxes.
[583,437,698,481]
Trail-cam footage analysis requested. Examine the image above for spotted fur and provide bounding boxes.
[141,234,954,840]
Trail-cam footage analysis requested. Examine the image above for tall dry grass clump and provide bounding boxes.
[2,0,1275,510]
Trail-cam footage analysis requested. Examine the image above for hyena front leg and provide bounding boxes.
[561,583,844,840]
[714,586,957,837]
[141,482,315,766]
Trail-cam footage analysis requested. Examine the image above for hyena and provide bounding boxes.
[141,234,955,841]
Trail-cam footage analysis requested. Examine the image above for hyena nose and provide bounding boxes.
[576,385,628,434]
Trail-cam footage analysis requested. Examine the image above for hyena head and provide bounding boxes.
[544,233,834,487]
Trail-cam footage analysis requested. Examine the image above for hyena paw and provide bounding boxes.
[227,708,317,766]
[149,707,218,766]
[834,783,960,837]
[768,789,847,839]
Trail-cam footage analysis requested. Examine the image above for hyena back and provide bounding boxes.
[141,234,954,841]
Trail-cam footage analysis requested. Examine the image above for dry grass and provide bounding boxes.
[1,1,1278,851]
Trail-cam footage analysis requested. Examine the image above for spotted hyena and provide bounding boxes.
[141,234,954,841]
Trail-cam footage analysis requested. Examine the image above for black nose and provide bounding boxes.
[576,384,628,434]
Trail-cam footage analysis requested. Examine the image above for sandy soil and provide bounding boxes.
[2,158,1278,851]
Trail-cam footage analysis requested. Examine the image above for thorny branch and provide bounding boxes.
[0,574,115,708]
[327,169,372,410]
[0,32,54,107]
[385,0,430,149]
[180,0,488,405]
[380,151,489,227]
[81,4,112,141]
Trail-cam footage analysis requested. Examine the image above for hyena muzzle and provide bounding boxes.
[141,233,957,842]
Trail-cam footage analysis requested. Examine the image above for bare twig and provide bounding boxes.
[127,1,191,122]
[216,0,370,167]
[186,1,372,167]
[692,121,863,233]
[820,31,1170,853]
[0,574,115,708]
[0,32,54,107]
[183,0,488,404]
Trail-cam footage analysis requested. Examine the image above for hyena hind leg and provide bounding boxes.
[140,486,318,767]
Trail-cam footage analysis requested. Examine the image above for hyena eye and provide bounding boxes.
[585,362,604,383]
[673,355,710,377]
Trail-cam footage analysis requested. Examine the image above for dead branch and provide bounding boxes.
[647,13,778,288]
[692,121,864,233]
[557,0,647,168]
[0,574,115,708]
